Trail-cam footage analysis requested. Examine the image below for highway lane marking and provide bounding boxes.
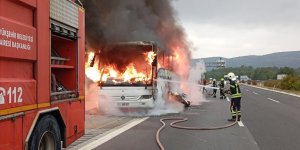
[252,92,259,95]
[219,97,245,127]
[238,121,244,127]
[242,84,300,98]
[226,97,230,102]
[225,97,244,127]
[78,117,149,150]
[267,98,280,103]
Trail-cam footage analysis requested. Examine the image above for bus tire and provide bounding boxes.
[28,115,61,150]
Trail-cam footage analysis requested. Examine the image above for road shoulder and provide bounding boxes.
[241,83,300,98]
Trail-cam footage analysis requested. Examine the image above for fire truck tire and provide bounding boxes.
[29,115,61,150]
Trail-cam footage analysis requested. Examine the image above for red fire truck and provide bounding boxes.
[0,0,85,149]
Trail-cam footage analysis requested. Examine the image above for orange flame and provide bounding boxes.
[85,52,101,82]
[85,51,155,84]
[145,51,156,65]
[170,45,190,79]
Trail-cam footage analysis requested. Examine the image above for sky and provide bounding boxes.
[172,0,300,58]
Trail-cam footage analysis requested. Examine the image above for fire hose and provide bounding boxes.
[155,115,238,150]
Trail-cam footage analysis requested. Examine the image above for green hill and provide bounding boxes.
[192,51,300,70]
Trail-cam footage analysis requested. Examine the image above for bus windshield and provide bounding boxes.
[98,42,157,86]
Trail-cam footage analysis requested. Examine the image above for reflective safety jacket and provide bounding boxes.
[230,81,241,98]
[219,80,225,89]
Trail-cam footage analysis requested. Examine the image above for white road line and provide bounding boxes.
[238,121,244,127]
[226,97,230,102]
[252,92,258,95]
[242,84,300,98]
[267,98,280,103]
[78,117,149,150]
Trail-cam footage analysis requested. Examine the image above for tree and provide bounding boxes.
[278,67,296,75]
[204,66,299,81]
[251,67,277,80]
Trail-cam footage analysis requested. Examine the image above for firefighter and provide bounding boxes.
[212,79,217,98]
[202,79,207,94]
[226,72,242,121]
[219,78,226,99]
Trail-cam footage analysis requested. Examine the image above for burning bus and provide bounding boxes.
[85,41,191,110]
[86,41,158,108]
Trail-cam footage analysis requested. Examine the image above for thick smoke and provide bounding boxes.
[83,0,198,116]
[83,0,191,78]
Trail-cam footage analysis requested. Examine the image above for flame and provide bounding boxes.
[86,67,101,82]
[173,51,180,62]
[123,63,148,82]
[145,51,156,65]
[85,51,155,84]
[87,52,95,65]
[85,52,102,82]
[170,45,190,79]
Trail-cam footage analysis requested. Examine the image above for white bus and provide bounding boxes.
[98,41,158,108]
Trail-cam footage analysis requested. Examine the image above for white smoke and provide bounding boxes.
[85,61,207,116]
[185,60,207,105]
[85,80,99,113]
[85,79,184,116]
[87,81,184,116]
[85,77,123,115]
[147,78,184,116]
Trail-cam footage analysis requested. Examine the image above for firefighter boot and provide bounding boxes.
[227,116,236,122]
[238,115,241,121]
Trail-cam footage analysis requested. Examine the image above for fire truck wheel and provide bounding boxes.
[29,115,61,150]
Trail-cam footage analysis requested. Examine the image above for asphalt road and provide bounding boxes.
[74,84,300,150]
[92,95,259,150]
[241,84,300,150]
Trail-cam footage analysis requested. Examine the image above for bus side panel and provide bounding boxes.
[0,117,23,150]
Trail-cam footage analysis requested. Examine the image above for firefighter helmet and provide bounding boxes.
[227,72,236,81]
